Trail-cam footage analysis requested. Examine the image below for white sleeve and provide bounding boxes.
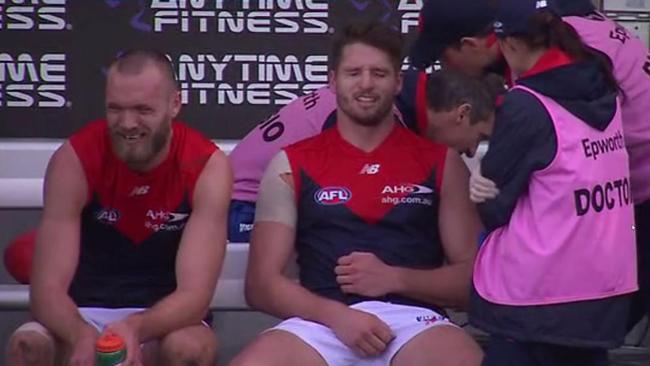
[254,151,297,228]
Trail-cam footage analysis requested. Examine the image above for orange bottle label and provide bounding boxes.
[96,333,125,353]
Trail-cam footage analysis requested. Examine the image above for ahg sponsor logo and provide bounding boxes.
[0,53,67,108]
[0,0,69,31]
[152,0,329,34]
[381,183,434,206]
[145,209,190,232]
[314,187,352,205]
[382,184,432,195]
[175,53,328,105]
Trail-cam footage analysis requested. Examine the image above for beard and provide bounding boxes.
[109,119,171,171]
[336,92,394,127]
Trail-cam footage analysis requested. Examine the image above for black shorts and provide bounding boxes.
[482,336,608,366]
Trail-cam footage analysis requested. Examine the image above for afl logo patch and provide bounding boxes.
[314,187,352,205]
[96,209,120,225]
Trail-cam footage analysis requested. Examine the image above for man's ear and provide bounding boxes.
[457,103,473,123]
[395,71,404,95]
[459,36,483,50]
[170,89,181,118]
[328,70,336,90]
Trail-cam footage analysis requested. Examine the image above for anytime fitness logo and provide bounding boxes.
[151,0,329,34]
[0,0,69,31]
[0,52,68,108]
[175,53,328,105]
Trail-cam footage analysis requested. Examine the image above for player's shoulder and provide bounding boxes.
[173,121,217,154]
[284,126,336,155]
[68,119,109,168]
[171,121,220,176]
[69,119,107,144]
[396,125,447,154]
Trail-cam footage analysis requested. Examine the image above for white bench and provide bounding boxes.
[0,139,239,209]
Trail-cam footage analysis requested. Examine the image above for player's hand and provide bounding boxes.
[469,166,499,203]
[328,307,394,358]
[335,252,397,297]
[68,323,99,366]
[103,318,143,366]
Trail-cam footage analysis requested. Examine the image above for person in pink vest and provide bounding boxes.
[411,0,650,328]
[423,1,638,364]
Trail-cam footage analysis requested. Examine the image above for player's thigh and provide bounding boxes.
[391,324,483,366]
[229,329,327,366]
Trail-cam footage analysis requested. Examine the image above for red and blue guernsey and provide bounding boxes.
[68,120,217,308]
[284,124,447,309]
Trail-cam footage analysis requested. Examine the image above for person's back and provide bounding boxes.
[469,2,637,365]
[555,0,650,328]
[561,7,650,204]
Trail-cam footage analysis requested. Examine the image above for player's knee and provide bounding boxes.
[7,329,55,364]
[159,329,218,365]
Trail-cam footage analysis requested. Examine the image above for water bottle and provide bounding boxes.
[95,333,126,366]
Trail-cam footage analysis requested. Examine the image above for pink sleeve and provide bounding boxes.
[229,86,337,202]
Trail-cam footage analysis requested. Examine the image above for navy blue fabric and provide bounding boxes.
[228,200,256,243]
[295,171,444,312]
[70,196,188,308]
[552,0,596,16]
[482,336,609,366]
[494,0,561,38]
[409,0,496,69]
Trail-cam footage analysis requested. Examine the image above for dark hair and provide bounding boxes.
[110,49,179,90]
[446,22,494,50]
[330,21,404,72]
[426,70,505,124]
[516,10,619,93]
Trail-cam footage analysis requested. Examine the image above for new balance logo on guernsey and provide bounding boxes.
[536,0,548,9]
[359,164,381,175]
[130,185,150,196]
